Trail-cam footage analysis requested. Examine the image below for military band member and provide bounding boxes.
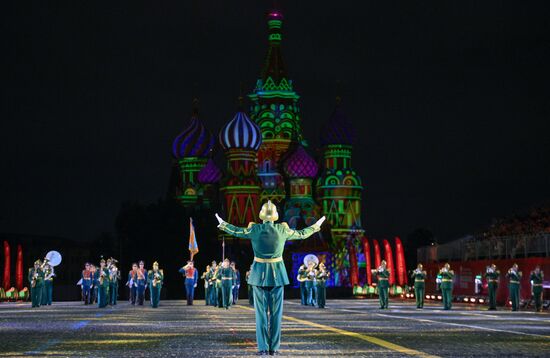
[439,263,454,310]
[137,261,147,306]
[128,263,139,305]
[506,263,522,311]
[208,261,219,306]
[97,259,110,308]
[305,260,317,306]
[231,261,240,304]
[90,264,99,304]
[108,258,120,306]
[81,263,93,304]
[530,265,544,312]
[372,260,390,309]
[201,265,211,305]
[245,266,253,306]
[28,260,45,308]
[411,263,427,309]
[148,261,164,308]
[179,260,198,305]
[485,264,500,310]
[316,263,330,308]
[42,261,55,306]
[216,200,325,355]
[218,258,236,309]
[298,264,307,305]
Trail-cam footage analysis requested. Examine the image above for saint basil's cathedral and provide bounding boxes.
[170,8,366,288]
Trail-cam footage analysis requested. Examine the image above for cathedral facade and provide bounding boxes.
[171,8,364,287]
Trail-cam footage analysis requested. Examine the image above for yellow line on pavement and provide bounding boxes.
[236,305,440,358]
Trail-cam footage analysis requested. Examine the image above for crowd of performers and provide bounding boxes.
[27,259,55,308]
[78,258,164,308]
[297,260,330,308]
[372,260,545,312]
[198,258,242,309]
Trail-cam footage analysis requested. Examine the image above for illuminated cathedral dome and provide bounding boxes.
[197,159,222,184]
[284,146,318,178]
[219,107,262,151]
[172,101,215,159]
[320,98,355,146]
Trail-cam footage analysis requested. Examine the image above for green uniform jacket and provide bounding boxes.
[485,271,500,287]
[28,268,45,287]
[506,270,522,285]
[530,271,543,293]
[217,267,237,284]
[440,271,454,290]
[412,271,426,287]
[376,269,390,289]
[218,221,320,287]
[99,268,110,288]
[148,269,164,289]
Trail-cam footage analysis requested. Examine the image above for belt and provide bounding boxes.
[441,279,452,282]
[509,280,520,284]
[415,279,425,282]
[532,283,542,286]
[222,277,233,280]
[378,278,388,280]
[488,279,498,282]
[254,257,283,263]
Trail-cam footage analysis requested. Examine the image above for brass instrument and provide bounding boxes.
[152,270,162,288]
[31,258,50,288]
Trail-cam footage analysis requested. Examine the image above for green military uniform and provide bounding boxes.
[97,266,110,308]
[412,269,426,309]
[201,270,210,305]
[485,269,500,310]
[218,220,319,353]
[246,270,253,306]
[298,265,307,305]
[217,265,236,309]
[440,270,454,310]
[216,270,223,308]
[375,268,390,309]
[208,267,218,306]
[109,266,120,306]
[148,268,164,308]
[316,267,329,308]
[506,268,522,311]
[530,270,544,312]
[28,264,45,308]
[42,265,54,306]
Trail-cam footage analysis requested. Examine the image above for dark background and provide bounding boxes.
[2,1,549,247]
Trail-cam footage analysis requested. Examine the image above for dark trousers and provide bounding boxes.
[232,284,240,304]
[488,283,497,309]
[137,285,145,305]
[299,282,306,305]
[109,283,118,305]
[130,286,137,304]
[414,283,424,308]
[185,279,195,305]
[82,285,91,304]
[533,287,543,311]
[509,284,520,311]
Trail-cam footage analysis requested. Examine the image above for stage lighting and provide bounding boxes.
[437,295,442,300]
[463,297,469,302]
[469,298,476,303]
[426,295,430,299]
[430,295,436,300]
[478,298,485,304]
[543,300,550,309]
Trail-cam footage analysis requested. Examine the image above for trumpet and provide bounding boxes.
[99,270,106,285]
[487,267,494,274]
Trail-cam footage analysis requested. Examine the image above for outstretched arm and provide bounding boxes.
[215,213,255,239]
[284,216,326,240]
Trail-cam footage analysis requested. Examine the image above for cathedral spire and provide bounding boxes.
[261,8,287,84]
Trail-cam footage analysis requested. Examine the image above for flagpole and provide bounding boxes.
[222,237,225,261]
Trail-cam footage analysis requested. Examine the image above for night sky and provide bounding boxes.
[2,1,549,243]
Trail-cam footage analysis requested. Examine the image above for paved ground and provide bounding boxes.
[0,299,549,357]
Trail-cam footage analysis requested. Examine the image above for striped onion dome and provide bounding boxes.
[197,159,222,184]
[172,103,215,159]
[284,145,318,178]
[320,98,355,146]
[219,110,262,151]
